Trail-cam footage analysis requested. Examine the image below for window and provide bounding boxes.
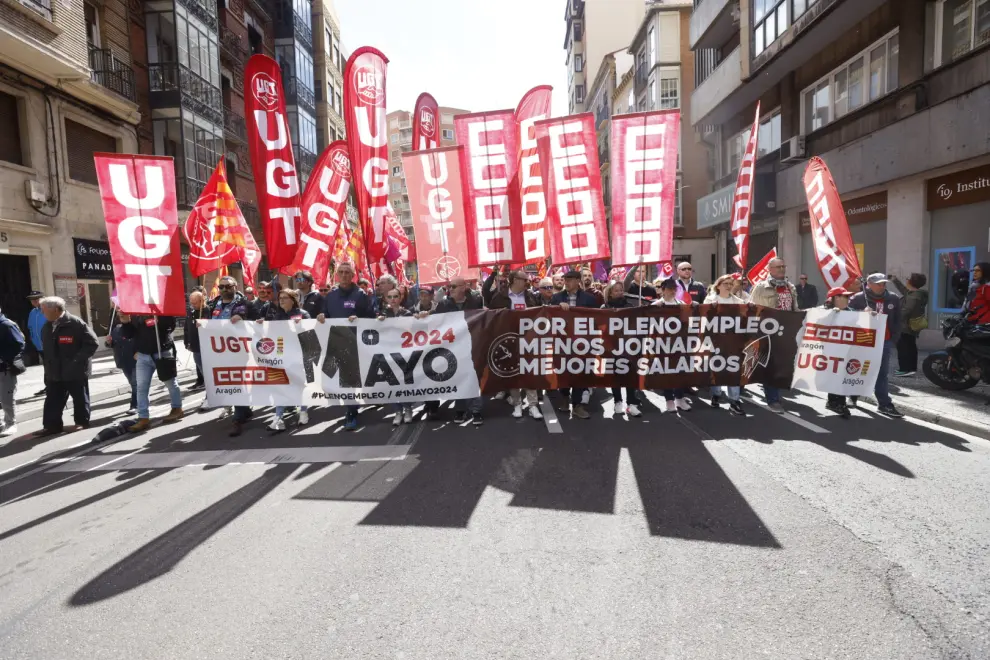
[442,128,454,140]
[325,28,332,52]
[0,92,24,166]
[674,175,683,227]
[441,113,454,124]
[801,30,899,133]
[757,111,782,156]
[390,117,399,129]
[292,0,312,29]
[754,0,789,57]
[66,119,116,184]
[648,76,656,110]
[295,47,314,91]
[392,166,401,176]
[315,79,322,101]
[84,1,101,49]
[328,81,335,109]
[574,54,583,72]
[648,26,656,68]
[391,181,401,193]
[659,75,679,108]
[335,91,341,112]
[575,84,585,104]
[174,6,220,88]
[574,21,583,41]
[390,133,399,144]
[390,149,399,160]
[333,44,340,69]
[289,108,318,156]
[932,0,989,67]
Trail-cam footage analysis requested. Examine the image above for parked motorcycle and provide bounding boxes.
[922,317,990,390]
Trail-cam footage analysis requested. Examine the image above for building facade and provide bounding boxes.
[691,0,990,334]
[564,0,646,114]
[628,1,717,282]
[313,0,345,150]
[0,0,140,336]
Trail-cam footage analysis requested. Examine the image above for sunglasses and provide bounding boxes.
[540,285,553,290]
[295,277,311,282]
[218,284,234,290]
[678,267,693,272]
[319,288,329,293]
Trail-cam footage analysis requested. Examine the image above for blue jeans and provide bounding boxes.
[764,386,780,404]
[345,405,359,420]
[874,339,894,407]
[711,385,740,402]
[136,352,182,419]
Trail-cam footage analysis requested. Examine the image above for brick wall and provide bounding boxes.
[127,0,152,153]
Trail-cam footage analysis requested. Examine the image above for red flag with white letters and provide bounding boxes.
[402,146,471,286]
[412,92,440,151]
[746,247,778,285]
[731,102,760,270]
[609,111,680,268]
[343,47,390,264]
[515,85,553,263]
[244,54,302,270]
[803,157,862,290]
[454,109,524,267]
[94,153,186,316]
[535,113,610,266]
[284,141,352,286]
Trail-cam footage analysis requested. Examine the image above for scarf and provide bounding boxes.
[767,276,789,288]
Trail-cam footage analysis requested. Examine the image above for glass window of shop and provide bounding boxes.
[176,4,220,89]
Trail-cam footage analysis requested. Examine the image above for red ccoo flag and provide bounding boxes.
[746,247,778,285]
[730,102,760,271]
[803,157,863,291]
[412,92,440,151]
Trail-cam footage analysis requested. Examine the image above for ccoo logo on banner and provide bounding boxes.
[790,308,888,396]
[201,316,481,406]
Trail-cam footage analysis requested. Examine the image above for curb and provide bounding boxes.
[857,393,990,441]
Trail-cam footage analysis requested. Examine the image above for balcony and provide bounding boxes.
[293,12,312,49]
[223,109,247,143]
[689,0,735,51]
[148,63,223,125]
[284,76,315,115]
[88,48,136,101]
[689,45,741,126]
[220,25,247,66]
[176,0,217,31]
[295,145,317,178]
[176,177,206,209]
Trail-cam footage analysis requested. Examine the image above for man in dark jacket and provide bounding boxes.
[623,266,657,303]
[318,262,375,430]
[205,276,254,436]
[482,267,509,307]
[674,262,707,304]
[293,270,325,318]
[488,271,543,420]
[796,275,819,309]
[849,273,903,418]
[0,306,26,437]
[38,296,98,436]
[551,271,597,418]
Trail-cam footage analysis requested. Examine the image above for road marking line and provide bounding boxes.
[540,398,563,434]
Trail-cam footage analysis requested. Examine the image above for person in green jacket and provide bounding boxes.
[891,273,929,376]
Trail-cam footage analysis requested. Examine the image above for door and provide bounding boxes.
[0,254,33,335]
[85,281,113,338]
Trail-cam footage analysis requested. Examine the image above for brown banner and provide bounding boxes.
[927,163,990,210]
[467,305,804,392]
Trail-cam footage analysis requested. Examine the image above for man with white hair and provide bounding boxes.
[537,277,556,305]
[374,274,398,314]
[37,296,98,436]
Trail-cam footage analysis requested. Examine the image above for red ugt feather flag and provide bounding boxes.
[412,92,440,151]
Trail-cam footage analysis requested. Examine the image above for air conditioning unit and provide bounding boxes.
[780,136,806,163]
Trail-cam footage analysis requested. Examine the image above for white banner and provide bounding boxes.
[201,316,481,406]
[791,309,888,396]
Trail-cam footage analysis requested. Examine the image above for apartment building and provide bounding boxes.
[385,107,466,240]
[587,48,634,237]
[313,0,345,150]
[0,0,140,335]
[564,0,646,114]
[691,0,990,332]
[628,1,717,281]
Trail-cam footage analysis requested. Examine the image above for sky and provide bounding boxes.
[332,0,570,117]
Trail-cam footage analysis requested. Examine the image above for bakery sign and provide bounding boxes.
[928,163,990,210]
[73,238,114,280]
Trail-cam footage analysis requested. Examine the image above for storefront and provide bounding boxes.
[697,170,779,276]
[799,191,888,297]
[72,238,115,339]
[926,163,990,328]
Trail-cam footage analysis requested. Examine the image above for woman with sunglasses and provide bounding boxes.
[259,289,310,431]
[379,289,415,425]
[704,274,747,416]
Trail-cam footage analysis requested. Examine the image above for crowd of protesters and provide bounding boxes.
[17,254,990,442]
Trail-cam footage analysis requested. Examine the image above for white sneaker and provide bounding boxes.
[627,404,641,418]
[507,395,518,407]
[666,400,677,412]
[512,404,523,418]
[581,390,591,405]
[528,405,543,420]
[297,410,309,426]
[614,401,626,416]
[219,407,232,420]
[393,413,402,426]
[0,424,17,437]
[268,418,286,431]
[676,397,692,411]
[403,407,413,424]
[494,391,507,401]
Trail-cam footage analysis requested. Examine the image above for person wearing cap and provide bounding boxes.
[27,291,46,396]
[749,258,799,414]
[849,273,904,418]
[537,277,556,305]
[412,285,437,314]
[293,270,324,318]
[821,286,855,419]
[551,270,598,419]
[652,278,693,412]
[38,296,99,436]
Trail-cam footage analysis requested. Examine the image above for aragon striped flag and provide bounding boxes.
[209,159,262,287]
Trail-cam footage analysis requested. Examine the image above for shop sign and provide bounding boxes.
[697,184,734,230]
[800,191,888,233]
[73,238,114,280]
[928,163,990,210]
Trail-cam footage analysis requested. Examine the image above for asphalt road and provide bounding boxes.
[1,384,989,660]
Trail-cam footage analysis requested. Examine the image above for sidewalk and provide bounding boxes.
[12,345,199,423]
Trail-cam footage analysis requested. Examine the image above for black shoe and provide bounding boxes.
[729,400,744,416]
[839,405,852,419]
[710,394,721,408]
[453,411,466,423]
[825,400,844,415]
[189,382,205,392]
[878,404,904,418]
[849,396,859,407]
[35,388,46,397]
[229,422,244,437]
[471,413,484,426]
[426,410,442,421]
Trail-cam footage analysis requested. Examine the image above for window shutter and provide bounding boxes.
[0,92,24,166]
[66,119,117,185]
[658,14,679,63]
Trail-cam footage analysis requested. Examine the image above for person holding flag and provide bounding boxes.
[749,258,798,414]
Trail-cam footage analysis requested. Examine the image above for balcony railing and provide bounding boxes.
[239,201,260,232]
[176,0,217,30]
[283,76,315,115]
[89,48,136,101]
[223,109,247,143]
[293,13,312,48]
[220,25,247,65]
[148,63,223,125]
[295,146,317,176]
